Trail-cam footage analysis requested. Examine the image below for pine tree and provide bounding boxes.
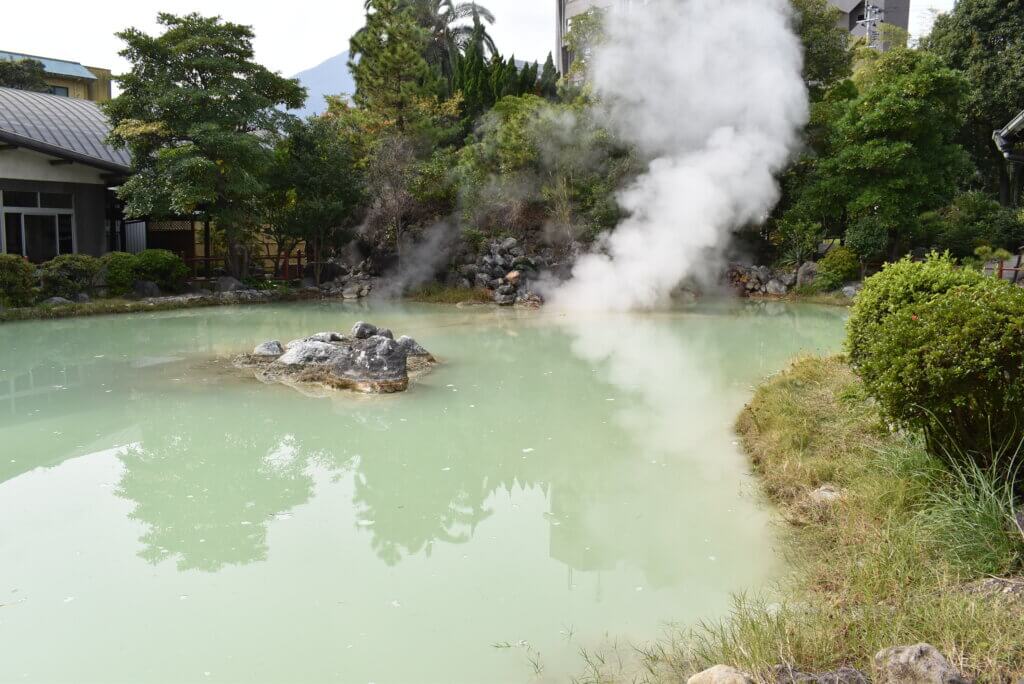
[539,52,559,100]
[349,0,441,132]
[518,61,539,96]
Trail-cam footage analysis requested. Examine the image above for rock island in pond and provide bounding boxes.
[235,321,436,394]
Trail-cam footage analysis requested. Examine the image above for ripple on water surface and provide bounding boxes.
[0,300,846,683]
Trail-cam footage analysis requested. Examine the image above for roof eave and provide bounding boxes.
[0,130,131,175]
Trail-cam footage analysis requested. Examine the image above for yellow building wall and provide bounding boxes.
[44,76,90,100]
[43,68,112,103]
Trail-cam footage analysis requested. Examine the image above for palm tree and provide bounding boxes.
[391,0,498,88]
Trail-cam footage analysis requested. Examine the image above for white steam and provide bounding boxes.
[549,0,808,311]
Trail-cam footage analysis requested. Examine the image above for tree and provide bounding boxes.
[105,13,306,278]
[925,0,1024,206]
[0,58,49,92]
[920,191,1024,258]
[790,0,853,100]
[781,49,972,262]
[563,8,605,84]
[350,0,443,135]
[400,0,496,91]
[539,53,559,100]
[264,115,366,285]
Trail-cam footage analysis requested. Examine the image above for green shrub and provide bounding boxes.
[853,276,1024,473]
[846,252,982,368]
[0,254,36,307]
[133,249,188,291]
[100,252,138,297]
[39,254,101,299]
[816,246,860,290]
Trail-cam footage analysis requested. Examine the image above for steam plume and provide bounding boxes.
[549,0,808,311]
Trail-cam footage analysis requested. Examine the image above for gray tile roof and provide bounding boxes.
[0,87,131,173]
[0,50,97,80]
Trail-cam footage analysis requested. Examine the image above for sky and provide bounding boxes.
[0,0,956,78]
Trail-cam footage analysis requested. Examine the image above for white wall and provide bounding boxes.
[0,147,107,185]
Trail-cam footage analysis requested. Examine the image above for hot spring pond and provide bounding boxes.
[0,300,845,683]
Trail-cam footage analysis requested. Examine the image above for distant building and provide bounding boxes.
[556,0,911,74]
[0,87,130,262]
[0,50,112,103]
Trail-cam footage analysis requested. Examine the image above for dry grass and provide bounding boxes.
[404,284,494,305]
[586,357,1024,683]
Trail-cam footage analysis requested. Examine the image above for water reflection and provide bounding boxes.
[0,302,845,580]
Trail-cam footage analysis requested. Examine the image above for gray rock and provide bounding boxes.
[494,293,516,306]
[766,279,788,296]
[842,283,864,299]
[276,340,344,366]
[253,340,285,357]
[781,272,798,288]
[74,292,90,303]
[459,263,478,277]
[376,328,394,340]
[808,485,843,506]
[396,336,431,357]
[308,331,346,343]
[500,237,518,252]
[797,261,818,286]
[474,272,491,289]
[688,665,754,684]
[300,277,317,289]
[873,644,968,684]
[41,296,74,307]
[214,276,246,293]
[133,280,161,298]
[352,321,378,339]
[342,287,361,299]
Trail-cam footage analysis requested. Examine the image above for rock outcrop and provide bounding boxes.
[687,665,754,684]
[236,321,436,395]
[449,238,547,307]
[873,644,969,684]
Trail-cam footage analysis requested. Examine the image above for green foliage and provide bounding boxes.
[457,94,634,241]
[816,246,859,290]
[538,53,558,100]
[925,0,1024,205]
[849,256,1024,468]
[846,252,983,367]
[0,58,49,92]
[133,249,188,291]
[563,8,606,83]
[105,13,306,278]
[100,252,138,296]
[398,0,496,93]
[920,191,1024,258]
[264,115,365,284]
[39,254,101,299]
[790,0,853,99]
[0,254,36,307]
[776,217,823,266]
[781,49,972,260]
[350,0,443,135]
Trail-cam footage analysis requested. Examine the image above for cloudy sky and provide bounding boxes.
[0,0,955,78]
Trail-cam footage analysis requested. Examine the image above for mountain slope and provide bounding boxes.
[292,51,356,118]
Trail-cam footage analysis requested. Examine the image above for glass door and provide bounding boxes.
[24,215,58,263]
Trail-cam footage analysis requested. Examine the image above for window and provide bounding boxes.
[48,86,69,97]
[58,215,73,255]
[24,215,58,263]
[2,191,38,208]
[4,213,23,255]
[40,193,73,209]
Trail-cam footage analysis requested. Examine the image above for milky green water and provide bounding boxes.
[0,300,845,684]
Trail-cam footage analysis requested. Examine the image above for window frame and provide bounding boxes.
[0,190,76,260]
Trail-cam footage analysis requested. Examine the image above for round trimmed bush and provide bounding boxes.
[854,277,1024,471]
[0,254,36,307]
[100,252,138,297]
[846,252,983,369]
[39,254,101,299]
[133,249,189,291]
[816,246,860,291]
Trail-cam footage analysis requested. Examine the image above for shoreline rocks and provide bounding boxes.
[235,321,436,395]
[450,238,547,307]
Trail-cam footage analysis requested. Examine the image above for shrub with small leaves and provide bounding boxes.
[846,252,983,369]
[133,249,188,291]
[853,276,1024,476]
[816,246,860,291]
[98,252,138,297]
[0,254,36,307]
[39,254,101,299]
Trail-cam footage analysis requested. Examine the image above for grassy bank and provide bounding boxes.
[404,284,494,305]
[603,357,1023,682]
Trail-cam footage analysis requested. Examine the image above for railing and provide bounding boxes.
[185,252,305,281]
[987,258,1024,285]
